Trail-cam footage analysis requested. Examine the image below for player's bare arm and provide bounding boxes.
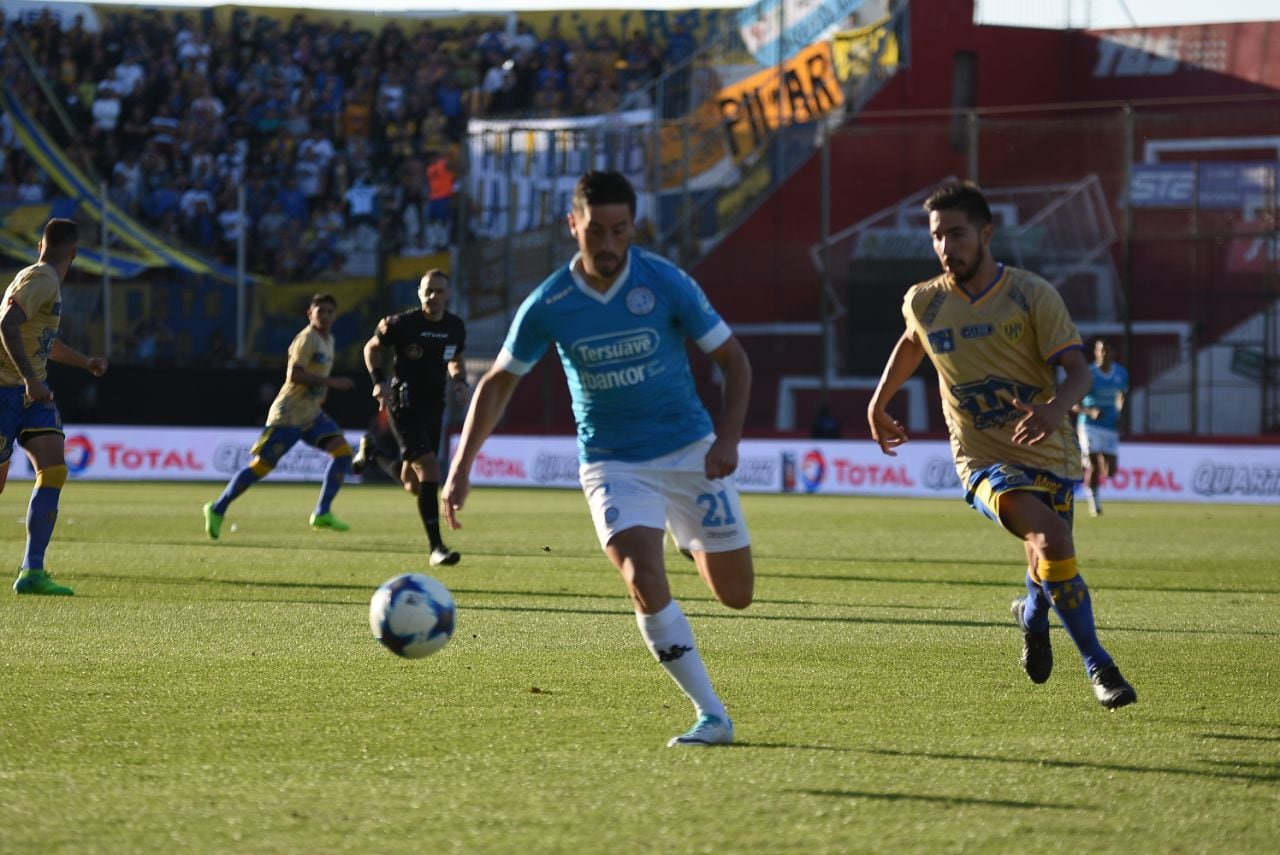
[1012,347,1092,445]
[441,366,521,529]
[363,325,391,410]
[0,300,51,402]
[868,328,926,456]
[289,363,354,391]
[705,335,750,479]
[49,339,107,376]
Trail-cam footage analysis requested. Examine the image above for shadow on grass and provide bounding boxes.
[788,788,1086,811]
[81,574,1280,636]
[73,539,1280,595]
[1198,732,1280,743]
[863,747,1280,784]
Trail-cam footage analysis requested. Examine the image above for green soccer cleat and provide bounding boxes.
[13,568,74,596]
[309,512,350,532]
[203,502,224,540]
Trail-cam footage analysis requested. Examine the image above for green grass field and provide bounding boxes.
[2,482,1278,853]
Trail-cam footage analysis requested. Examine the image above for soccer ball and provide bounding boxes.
[369,573,456,659]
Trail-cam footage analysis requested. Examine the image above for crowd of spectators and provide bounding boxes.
[0,7,703,281]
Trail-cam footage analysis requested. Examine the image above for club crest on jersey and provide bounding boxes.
[927,329,955,353]
[1002,320,1024,344]
[625,287,655,315]
[406,343,423,360]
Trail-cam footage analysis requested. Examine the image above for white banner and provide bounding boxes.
[738,0,866,65]
[454,434,1280,505]
[5,426,365,482]
[466,110,654,238]
[5,427,1278,504]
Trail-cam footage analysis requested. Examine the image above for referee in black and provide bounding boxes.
[363,268,469,566]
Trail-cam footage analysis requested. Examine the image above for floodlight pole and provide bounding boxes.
[236,183,246,360]
[100,181,111,359]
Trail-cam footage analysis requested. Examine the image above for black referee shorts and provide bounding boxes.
[387,383,445,463]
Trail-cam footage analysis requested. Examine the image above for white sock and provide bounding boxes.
[636,600,727,719]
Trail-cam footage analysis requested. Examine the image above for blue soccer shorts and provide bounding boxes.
[0,386,63,466]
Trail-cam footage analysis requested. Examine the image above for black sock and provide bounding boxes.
[418,482,442,548]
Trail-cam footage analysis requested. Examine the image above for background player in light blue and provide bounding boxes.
[1074,339,1129,516]
[441,170,756,748]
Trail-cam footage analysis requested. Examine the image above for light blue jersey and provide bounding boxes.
[1078,362,1129,431]
[497,247,732,462]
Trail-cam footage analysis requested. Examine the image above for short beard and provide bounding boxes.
[951,244,988,285]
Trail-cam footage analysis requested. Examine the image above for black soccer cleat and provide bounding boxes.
[1011,596,1053,684]
[1090,663,1137,710]
[429,545,461,567]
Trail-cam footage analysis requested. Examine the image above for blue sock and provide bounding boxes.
[23,485,61,570]
[1022,572,1052,633]
[214,468,261,515]
[315,455,351,516]
[1042,574,1112,675]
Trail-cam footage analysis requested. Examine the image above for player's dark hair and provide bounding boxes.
[572,170,636,217]
[421,268,449,284]
[42,218,79,255]
[310,293,337,309]
[923,181,993,227]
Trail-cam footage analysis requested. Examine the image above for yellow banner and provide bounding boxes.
[831,16,900,83]
[249,277,380,367]
[657,100,732,191]
[200,5,731,52]
[717,40,844,162]
[385,251,451,284]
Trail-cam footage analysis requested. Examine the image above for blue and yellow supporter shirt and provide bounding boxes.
[267,325,335,427]
[1078,362,1129,431]
[0,262,61,385]
[496,246,730,462]
[902,264,1084,485]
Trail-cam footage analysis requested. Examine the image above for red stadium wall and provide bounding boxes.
[690,0,1280,438]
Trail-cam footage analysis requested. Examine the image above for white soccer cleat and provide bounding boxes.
[668,713,734,747]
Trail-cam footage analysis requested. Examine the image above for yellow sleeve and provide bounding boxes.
[1031,280,1082,363]
[288,329,316,368]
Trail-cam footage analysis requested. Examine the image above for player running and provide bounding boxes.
[868,181,1137,710]
[442,170,756,747]
[203,293,355,537]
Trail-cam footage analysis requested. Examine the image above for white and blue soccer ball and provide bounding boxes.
[369,573,456,659]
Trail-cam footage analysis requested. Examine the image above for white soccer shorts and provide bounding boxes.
[1078,423,1120,457]
[579,435,752,553]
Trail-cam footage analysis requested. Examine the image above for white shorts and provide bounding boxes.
[1078,423,1119,458]
[579,435,752,553]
